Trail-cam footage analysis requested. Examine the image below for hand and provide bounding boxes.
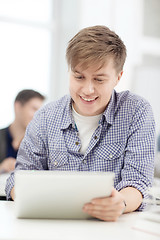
[10,187,15,200]
[0,157,16,173]
[82,188,126,222]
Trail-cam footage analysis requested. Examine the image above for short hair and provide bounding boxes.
[14,89,45,105]
[66,25,127,73]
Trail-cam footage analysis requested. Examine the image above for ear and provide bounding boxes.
[14,101,22,114]
[115,71,123,85]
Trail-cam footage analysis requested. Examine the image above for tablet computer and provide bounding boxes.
[15,170,115,219]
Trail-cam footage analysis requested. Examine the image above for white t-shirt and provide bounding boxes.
[72,106,102,154]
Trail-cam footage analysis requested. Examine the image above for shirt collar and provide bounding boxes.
[60,96,75,130]
[61,91,117,130]
[102,90,117,125]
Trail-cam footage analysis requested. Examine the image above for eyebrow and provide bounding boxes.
[74,70,109,78]
[74,70,81,74]
[93,73,109,77]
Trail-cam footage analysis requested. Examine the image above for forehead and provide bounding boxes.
[71,56,114,72]
[72,58,115,73]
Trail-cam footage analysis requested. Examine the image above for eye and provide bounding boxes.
[94,78,103,82]
[75,75,84,80]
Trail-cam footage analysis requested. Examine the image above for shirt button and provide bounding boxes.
[109,154,113,159]
[75,141,79,145]
[94,136,97,140]
[83,160,87,164]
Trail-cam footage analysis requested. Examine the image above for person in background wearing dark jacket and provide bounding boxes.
[0,89,45,173]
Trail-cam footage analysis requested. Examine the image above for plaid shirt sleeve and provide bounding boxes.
[115,97,155,210]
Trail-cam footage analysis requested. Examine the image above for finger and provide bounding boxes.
[84,202,124,214]
[83,207,120,216]
[91,189,122,205]
[94,214,119,222]
[91,197,118,206]
[83,208,119,222]
[83,203,117,212]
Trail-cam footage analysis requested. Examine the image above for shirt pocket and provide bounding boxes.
[48,151,69,170]
[93,142,125,172]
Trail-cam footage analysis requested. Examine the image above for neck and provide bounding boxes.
[9,121,25,150]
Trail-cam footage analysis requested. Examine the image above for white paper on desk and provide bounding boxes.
[0,173,10,196]
[132,219,160,238]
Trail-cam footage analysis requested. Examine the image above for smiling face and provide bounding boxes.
[69,59,123,116]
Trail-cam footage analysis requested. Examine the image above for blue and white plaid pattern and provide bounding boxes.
[6,90,155,210]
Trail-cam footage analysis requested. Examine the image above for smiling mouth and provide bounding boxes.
[80,96,98,102]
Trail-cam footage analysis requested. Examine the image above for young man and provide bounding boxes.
[0,89,45,173]
[6,26,155,221]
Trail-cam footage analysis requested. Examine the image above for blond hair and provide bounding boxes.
[66,25,127,73]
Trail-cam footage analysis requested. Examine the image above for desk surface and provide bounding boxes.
[0,201,160,240]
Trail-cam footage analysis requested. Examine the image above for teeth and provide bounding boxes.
[81,97,95,101]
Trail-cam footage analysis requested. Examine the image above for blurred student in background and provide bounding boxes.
[0,89,45,173]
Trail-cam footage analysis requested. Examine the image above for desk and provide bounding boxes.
[0,201,160,240]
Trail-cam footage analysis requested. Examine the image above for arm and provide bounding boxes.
[119,187,142,213]
[116,100,155,211]
[84,99,155,221]
[5,110,48,200]
[0,157,16,173]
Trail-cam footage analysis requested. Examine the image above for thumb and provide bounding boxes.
[110,188,118,198]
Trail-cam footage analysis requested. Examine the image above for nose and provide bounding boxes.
[83,80,95,95]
